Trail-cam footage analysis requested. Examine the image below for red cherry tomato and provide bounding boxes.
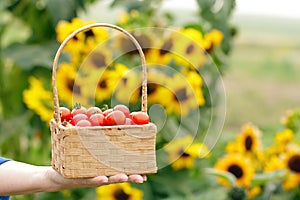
[59,107,72,122]
[113,104,130,118]
[71,106,87,116]
[105,110,126,126]
[129,111,150,125]
[87,106,102,117]
[125,118,135,125]
[72,113,88,125]
[89,113,105,126]
[102,108,113,117]
[76,119,91,127]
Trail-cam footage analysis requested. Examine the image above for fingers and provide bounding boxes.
[128,174,144,183]
[90,176,109,184]
[107,174,147,184]
[141,174,147,181]
[108,174,128,183]
[86,174,147,187]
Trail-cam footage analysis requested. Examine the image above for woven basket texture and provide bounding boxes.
[50,120,157,178]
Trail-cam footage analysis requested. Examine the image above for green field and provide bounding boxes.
[223,14,300,133]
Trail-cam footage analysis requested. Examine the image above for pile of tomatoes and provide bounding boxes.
[58,104,150,127]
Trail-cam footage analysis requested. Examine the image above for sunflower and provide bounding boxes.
[170,28,208,69]
[263,155,285,172]
[117,9,141,27]
[164,135,210,170]
[183,69,205,106]
[283,151,300,190]
[158,73,199,116]
[125,68,166,105]
[56,18,109,65]
[214,154,254,187]
[113,31,153,56]
[275,129,294,146]
[145,48,173,66]
[83,26,109,54]
[145,36,175,66]
[95,63,130,103]
[56,62,91,107]
[247,186,262,199]
[204,29,224,52]
[225,141,243,154]
[23,76,53,122]
[96,182,143,200]
[56,18,87,55]
[113,69,140,104]
[144,68,169,104]
[118,12,129,25]
[80,48,112,72]
[237,123,261,154]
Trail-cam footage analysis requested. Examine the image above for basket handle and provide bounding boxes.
[52,23,148,124]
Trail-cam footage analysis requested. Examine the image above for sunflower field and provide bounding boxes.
[1,0,300,200]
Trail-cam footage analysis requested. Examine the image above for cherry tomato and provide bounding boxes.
[125,118,135,125]
[89,113,105,126]
[71,106,87,116]
[59,107,72,122]
[72,113,88,125]
[105,110,126,126]
[76,119,91,127]
[113,104,130,118]
[129,111,150,125]
[87,106,102,117]
[102,108,113,117]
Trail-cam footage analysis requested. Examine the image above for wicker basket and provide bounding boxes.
[50,23,157,178]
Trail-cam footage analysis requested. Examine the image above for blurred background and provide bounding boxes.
[80,0,300,133]
[1,0,300,199]
[224,0,300,133]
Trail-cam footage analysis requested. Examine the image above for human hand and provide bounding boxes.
[0,161,146,196]
[45,167,147,192]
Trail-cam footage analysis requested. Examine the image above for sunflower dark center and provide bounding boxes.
[160,39,174,55]
[288,155,300,173]
[245,135,253,151]
[139,83,157,96]
[84,29,94,38]
[228,164,243,178]
[120,37,135,54]
[120,34,151,55]
[175,88,188,102]
[136,34,151,54]
[72,35,78,41]
[178,149,190,157]
[147,83,157,95]
[67,79,81,95]
[91,52,106,68]
[122,78,128,85]
[98,79,107,89]
[186,44,195,55]
[113,188,130,200]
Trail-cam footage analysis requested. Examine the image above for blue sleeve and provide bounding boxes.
[0,157,10,165]
[0,157,11,200]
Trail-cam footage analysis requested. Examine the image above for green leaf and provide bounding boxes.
[0,111,34,143]
[3,41,58,70]
[205,168,236,186]
[46,0,77,25]
[251,170,286,187]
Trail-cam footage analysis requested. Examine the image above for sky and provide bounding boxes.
[235,0,300,18]
[162,0,300,19]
